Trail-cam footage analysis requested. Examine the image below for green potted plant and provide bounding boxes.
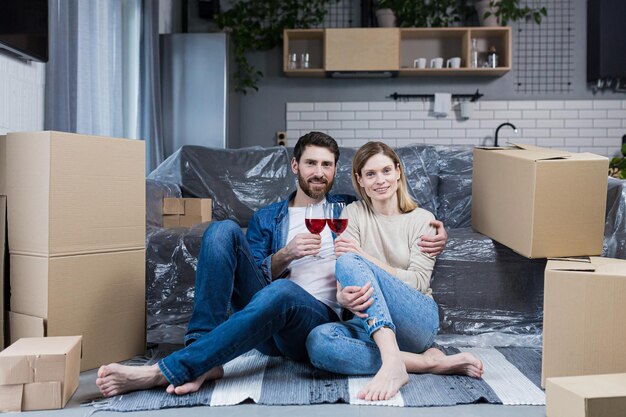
[376,0,471,27]
[609,143,626,179]
[215,0,336,94]
[475,0,547,26]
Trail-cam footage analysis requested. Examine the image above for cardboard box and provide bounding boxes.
[163,198,212,228]
[542,257,626,387]
[0,336,81,412]
[546,374,626,417]
[0,195,5,349]
[6,131,145,256]
[9,250,146,371]
[472,144,608,258]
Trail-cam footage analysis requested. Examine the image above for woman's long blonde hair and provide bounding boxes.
[351,141,418,213]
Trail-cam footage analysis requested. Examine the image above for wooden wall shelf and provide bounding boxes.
[283,27,511,77]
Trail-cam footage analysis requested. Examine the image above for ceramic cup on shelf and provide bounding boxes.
[413,57,427,69]
[446,57,462,68]
[430,57,444,69]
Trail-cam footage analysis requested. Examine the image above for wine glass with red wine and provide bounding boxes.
[326,202,348,235]
[305,203,326,258]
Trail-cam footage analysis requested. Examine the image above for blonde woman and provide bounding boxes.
[306,141,483,401]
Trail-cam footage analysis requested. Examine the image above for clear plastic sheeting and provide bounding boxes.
[146,179,181,228]
[435,146,474,228]
[148,145,296,227]
[143,144,623,347]
[395,145,440,217]
[604,177,626,260]
[145,223,207,344]
[432,227,546,338]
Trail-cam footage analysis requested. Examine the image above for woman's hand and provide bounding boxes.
[334,236,366,257]
[418,219,448,257]
[336,282,374,318]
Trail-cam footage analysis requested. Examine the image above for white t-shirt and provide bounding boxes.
[286,203,341,316]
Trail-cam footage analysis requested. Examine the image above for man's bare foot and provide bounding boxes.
[96,363,168,397]
[358,355,408,402]
[166,366,224,395]
[429,351,484,379]
[422,347,445,358]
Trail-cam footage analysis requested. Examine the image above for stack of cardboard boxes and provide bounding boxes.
[1,131,147,374]
[473,144,626,416]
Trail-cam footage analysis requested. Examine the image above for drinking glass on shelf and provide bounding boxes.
[288,53,298,69]
[305,203,326,259]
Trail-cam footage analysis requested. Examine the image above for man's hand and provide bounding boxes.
[418,219,448,257]
[281,233,321,261]
[336,282,373,318]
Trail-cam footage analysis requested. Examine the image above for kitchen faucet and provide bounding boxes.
[494,122,517,147]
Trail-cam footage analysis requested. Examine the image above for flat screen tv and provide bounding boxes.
[0,0,48,62]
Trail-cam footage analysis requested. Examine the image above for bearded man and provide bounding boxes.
[96,132,447,397]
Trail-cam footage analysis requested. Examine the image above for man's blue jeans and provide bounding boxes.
[158,220,338,387]
[306,253,439,375]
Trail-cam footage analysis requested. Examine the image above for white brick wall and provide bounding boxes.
[286,100,626,157]
[0,55,45,134]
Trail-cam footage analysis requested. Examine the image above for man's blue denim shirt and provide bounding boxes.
[245,191,356,282]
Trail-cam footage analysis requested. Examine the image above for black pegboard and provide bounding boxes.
[514,0,574,93]
[318,0,357,28]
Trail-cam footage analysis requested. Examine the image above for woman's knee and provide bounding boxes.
[335,253,370,287]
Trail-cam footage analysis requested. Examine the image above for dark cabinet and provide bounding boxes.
[587,0,626,83]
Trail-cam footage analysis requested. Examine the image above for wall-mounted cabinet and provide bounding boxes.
[284,27,511,77]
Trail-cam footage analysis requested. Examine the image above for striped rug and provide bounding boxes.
[91,347,544,411]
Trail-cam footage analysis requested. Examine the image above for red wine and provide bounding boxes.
[327,218,348,234]
[305,218,326,234]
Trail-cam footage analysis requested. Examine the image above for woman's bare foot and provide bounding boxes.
[429,351,484,379]
[358,355,409,402]
[96,363,168,397]
[166,366,224,395]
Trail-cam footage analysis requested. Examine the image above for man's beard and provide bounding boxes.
[298,173,334,200]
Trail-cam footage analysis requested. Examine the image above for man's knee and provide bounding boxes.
[306,324,339,370]
[202,220,243,249]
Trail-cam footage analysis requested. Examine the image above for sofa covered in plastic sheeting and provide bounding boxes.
[144,144,626,346]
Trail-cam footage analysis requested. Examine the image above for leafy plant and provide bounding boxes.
[609,144,626,179]
[376,0,472,27]
[215,0,336,94]
[481,0,547,26]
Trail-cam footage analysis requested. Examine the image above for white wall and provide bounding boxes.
[286,100,626,157]
[0,54,46,135]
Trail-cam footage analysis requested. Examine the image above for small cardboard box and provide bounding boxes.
[546,374,626,417]
[9,250,146,371]
[163,198,212,228]
[472,144,608,258]
[0,195,5,349]
[0,336,82,412]
[6,131,145,257]
[542,257,626,387]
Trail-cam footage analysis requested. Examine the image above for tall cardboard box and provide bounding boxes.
[542,257,626,387]
[0,195,5,349]
[472,144,608,258]
[546,374,626,417]
[0,336,82,412]
[5,131,146,370]
[9,250,145,371]
[6,131,145,256]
